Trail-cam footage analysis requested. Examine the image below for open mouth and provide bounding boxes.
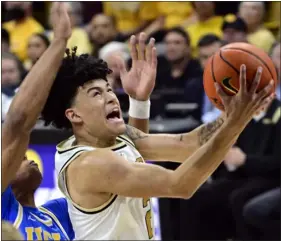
[29,161,38,167]
[106,108,122,122]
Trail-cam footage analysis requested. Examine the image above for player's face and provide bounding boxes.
[194,2,215,17]
[164,32,190,62]
[11,156,42,194]
[1,58,21,88]
[199,41,221,69]
[66,79,126,139]
[27,35,48,63]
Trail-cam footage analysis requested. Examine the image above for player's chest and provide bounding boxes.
[20,212,66,240]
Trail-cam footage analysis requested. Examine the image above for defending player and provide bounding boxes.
[1,3,74,240]
[41,27,275,239]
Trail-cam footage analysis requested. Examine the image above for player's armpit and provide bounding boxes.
[124,116,225,162]
[67,149,188,199]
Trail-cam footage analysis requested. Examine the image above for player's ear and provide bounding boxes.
[65,108,82,124]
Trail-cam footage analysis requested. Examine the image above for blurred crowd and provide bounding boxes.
[1,1,280,240]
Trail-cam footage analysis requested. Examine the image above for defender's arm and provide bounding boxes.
[1,3,70,191]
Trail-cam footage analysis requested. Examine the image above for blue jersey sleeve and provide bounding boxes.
[42,198,74,240]
[1,186,19,222]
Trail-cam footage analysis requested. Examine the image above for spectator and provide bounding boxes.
[185,2,223,57]
[48,2,92,55]
[89,14,129,57]
[1,52,25,120]
[239,2,276,53]
[25,33,50,71]
[270,42,280,100]
[3,2,44,61]
[99,42,130,91]
[197,34,222,123]
[181,97,280,240]
[222,14,248,44]
[2,28,10,53]
[243,187,280,240]
[155,28,203,121]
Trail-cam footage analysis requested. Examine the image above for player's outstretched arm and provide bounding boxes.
[69,66,274,199]
[1,3,71,192]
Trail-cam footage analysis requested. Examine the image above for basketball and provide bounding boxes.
[203,42,278,110]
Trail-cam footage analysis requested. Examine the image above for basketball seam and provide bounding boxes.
[222,47,275,79]
[219,50,240,74]
[211,55,217,83]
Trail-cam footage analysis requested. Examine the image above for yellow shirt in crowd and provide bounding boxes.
[186,16,224,57]
[49,27,92,55]
[103,2,193,33]
[3,17,44,61]
[247,27,276,53]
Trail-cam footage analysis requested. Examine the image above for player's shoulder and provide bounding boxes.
[41,198,68,214]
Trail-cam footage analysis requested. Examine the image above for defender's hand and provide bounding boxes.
[115,32,157,101]
[216,64,275,127]
[52,2,72,40]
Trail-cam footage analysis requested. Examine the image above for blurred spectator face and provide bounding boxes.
[193,2,215,18]
[27,35,48,63]
[90,14,117,45]
[271,43,281,79]
[239,2,264,26]
[4,2,31,21]
[1,57,21,88]
[223,28,247,43]
[164,32,190,62]
[2,41,10,53]
[199,41,221,69]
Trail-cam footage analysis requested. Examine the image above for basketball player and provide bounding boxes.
[2,3,152,239]
[41,25,275,239]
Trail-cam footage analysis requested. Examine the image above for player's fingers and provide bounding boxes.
[215,82,228,99]
[151,47,157,69]
[138,32,146,61]
[249,66,262,95]
[239,64,247,94]
[255,92,275,113]
[256,79,274,101]
[129,35,138,64]
[146,38,155,64]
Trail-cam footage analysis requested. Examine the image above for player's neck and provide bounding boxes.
[171,56,189,71]
[74,130,116,148]
[16,192,36,208]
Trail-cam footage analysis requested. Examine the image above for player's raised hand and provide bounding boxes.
[51,2,72,40]
[216,64,275,126]
[115,32,157,100]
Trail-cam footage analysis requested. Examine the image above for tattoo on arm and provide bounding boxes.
[125,125,149,141]
[198,117,224,145]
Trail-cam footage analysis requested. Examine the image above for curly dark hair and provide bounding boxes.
[41,47,112,129]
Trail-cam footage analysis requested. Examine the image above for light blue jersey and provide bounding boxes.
[2,186,74,240]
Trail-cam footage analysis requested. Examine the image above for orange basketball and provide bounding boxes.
[203,42,278,111]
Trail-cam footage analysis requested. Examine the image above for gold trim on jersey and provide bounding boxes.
[13,203,23,229]
[117,135,135,148]
[30,212,53,226]
[39,206,70,240]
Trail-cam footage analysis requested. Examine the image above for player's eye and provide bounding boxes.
[93,91,101,97]
[107,88,113,92]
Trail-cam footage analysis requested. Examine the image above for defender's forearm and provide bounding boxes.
[6,38,67,131]
[128,117,149,134]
